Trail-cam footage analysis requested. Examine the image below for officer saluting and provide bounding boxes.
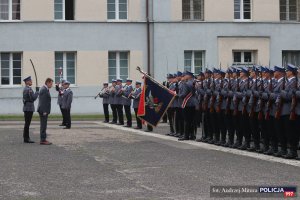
[22,76,39,143]
[61,81,73,129]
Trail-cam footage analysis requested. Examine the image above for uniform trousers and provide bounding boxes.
[23,111,33,140]
[167,107,175,133]
[124,105,132,126]
[183,106,195,139]
[134,108,142,128]
[116,104,124,124]
[62,109,71,128]
[110,104,117,123]
[103,104,109,122]
[175,107,184,136]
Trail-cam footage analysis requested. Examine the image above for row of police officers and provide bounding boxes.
[99,64,300,160]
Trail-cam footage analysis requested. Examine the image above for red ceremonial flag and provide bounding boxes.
[137,78,146,116]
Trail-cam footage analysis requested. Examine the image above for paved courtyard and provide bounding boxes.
[0,121,299,200]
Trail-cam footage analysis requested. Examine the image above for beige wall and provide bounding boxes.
[218,37,270,67]
[22,0,54,21]
[171,0,182,21]
[77,51,108,86]
[23,52,55,87]
[205,0,234,21]
[129,51,143,82]
[76,0,106,21]
[253,0,280,21]
[128,0,142,21]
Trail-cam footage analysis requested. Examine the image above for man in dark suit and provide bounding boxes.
[61,81,73,129]
[37,78,53,145]
[22,76,39,143]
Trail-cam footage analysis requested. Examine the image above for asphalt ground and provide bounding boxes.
[0,120,299,200]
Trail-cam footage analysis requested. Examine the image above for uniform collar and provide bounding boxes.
[277,77,284,82]
[288,76,296,82]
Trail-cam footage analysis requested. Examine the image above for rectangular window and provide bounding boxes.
[233,51,255,66]
[280,0,299,21]
[55,0,74,20]
[184,51,205,74]
[108,51,129,81]
[107,0,128,20]
[182,0,204,20]
[282,51,300,66]
[55,52,76,84]
[0,0,20,20]
[0,52,22,86]
[234,0,251,20]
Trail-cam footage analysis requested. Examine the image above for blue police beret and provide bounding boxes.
[185,70,194,77]
[213,68,219,74]
[177,71,183,77]
[23,76,32,82]
[219,69,226,75]
[167,74,174,79]
[239,66,249,74]
[274,66,286,73]
[198,72,204,76]
[117,79,123,82]
[103,82,109,85]
[135,81,142,85]
[260,66,268,73]
[205,69,213,74]
[64,81,71,85]
[226,68,233,73]
[286,64,298,72]
[126,78,132,82]
[173,73,178,78]
[111,79,117,83]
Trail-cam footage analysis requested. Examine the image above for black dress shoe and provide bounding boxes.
[134,127,142,130]
[117,123,124,125]
[283,151,297,159]
[109,121,117,124]
[59,124,66,126]
[264,148,277,155]
[123,125,132,128]
[178,137,189,141]
[63,127,71,129]
[103,120,109,123]
[24,139,35,143]
[144,129,152,132]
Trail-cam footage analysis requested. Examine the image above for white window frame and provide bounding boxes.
[233,51,255,65]
[184,51,205,73]
[0,52,22,87]
[107,0,128,21]
[108,51,129,80]
[55,52,77,86]
[280,0,299,21]
[0,0,21,21]
[234,0,252,21]
[54,0,65,21]
[182,0,204,21]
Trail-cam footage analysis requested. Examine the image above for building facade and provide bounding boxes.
[0,0,300,114]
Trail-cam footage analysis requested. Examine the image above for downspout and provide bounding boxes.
[146,0,150,74]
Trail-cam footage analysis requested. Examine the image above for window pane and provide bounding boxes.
[233,52,241,62]
[109,67,116,76]
[120,67,128,76]
[68,76,75,84]
[119,52,128,59]
[0,0,9,20]
[54,0,63,20]
[119,11,127,19]
[244,52,252,63]
[1,60,9,68]
[184,66,191,71]
[1,77,9,85]
[1,68,9,76]
[109,60,117,68]
[119,3,127,12]
[182,0,191,19]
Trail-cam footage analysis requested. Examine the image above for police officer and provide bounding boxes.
[114,79,124,125]
[166,74,176,136]
[22,76,39,143]
[280,64,298,158]
[247,66,261,152]
[61,81,73,129]
[123,78,133,127]
[178,71,197,141]
[109,80,117,124]
[99,82,110,123]
[174,71,185,138]
[132,81,142,129]
[56,79,66,126]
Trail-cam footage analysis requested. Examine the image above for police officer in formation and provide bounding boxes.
[97,82,110,123]
[22,76,39,143]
